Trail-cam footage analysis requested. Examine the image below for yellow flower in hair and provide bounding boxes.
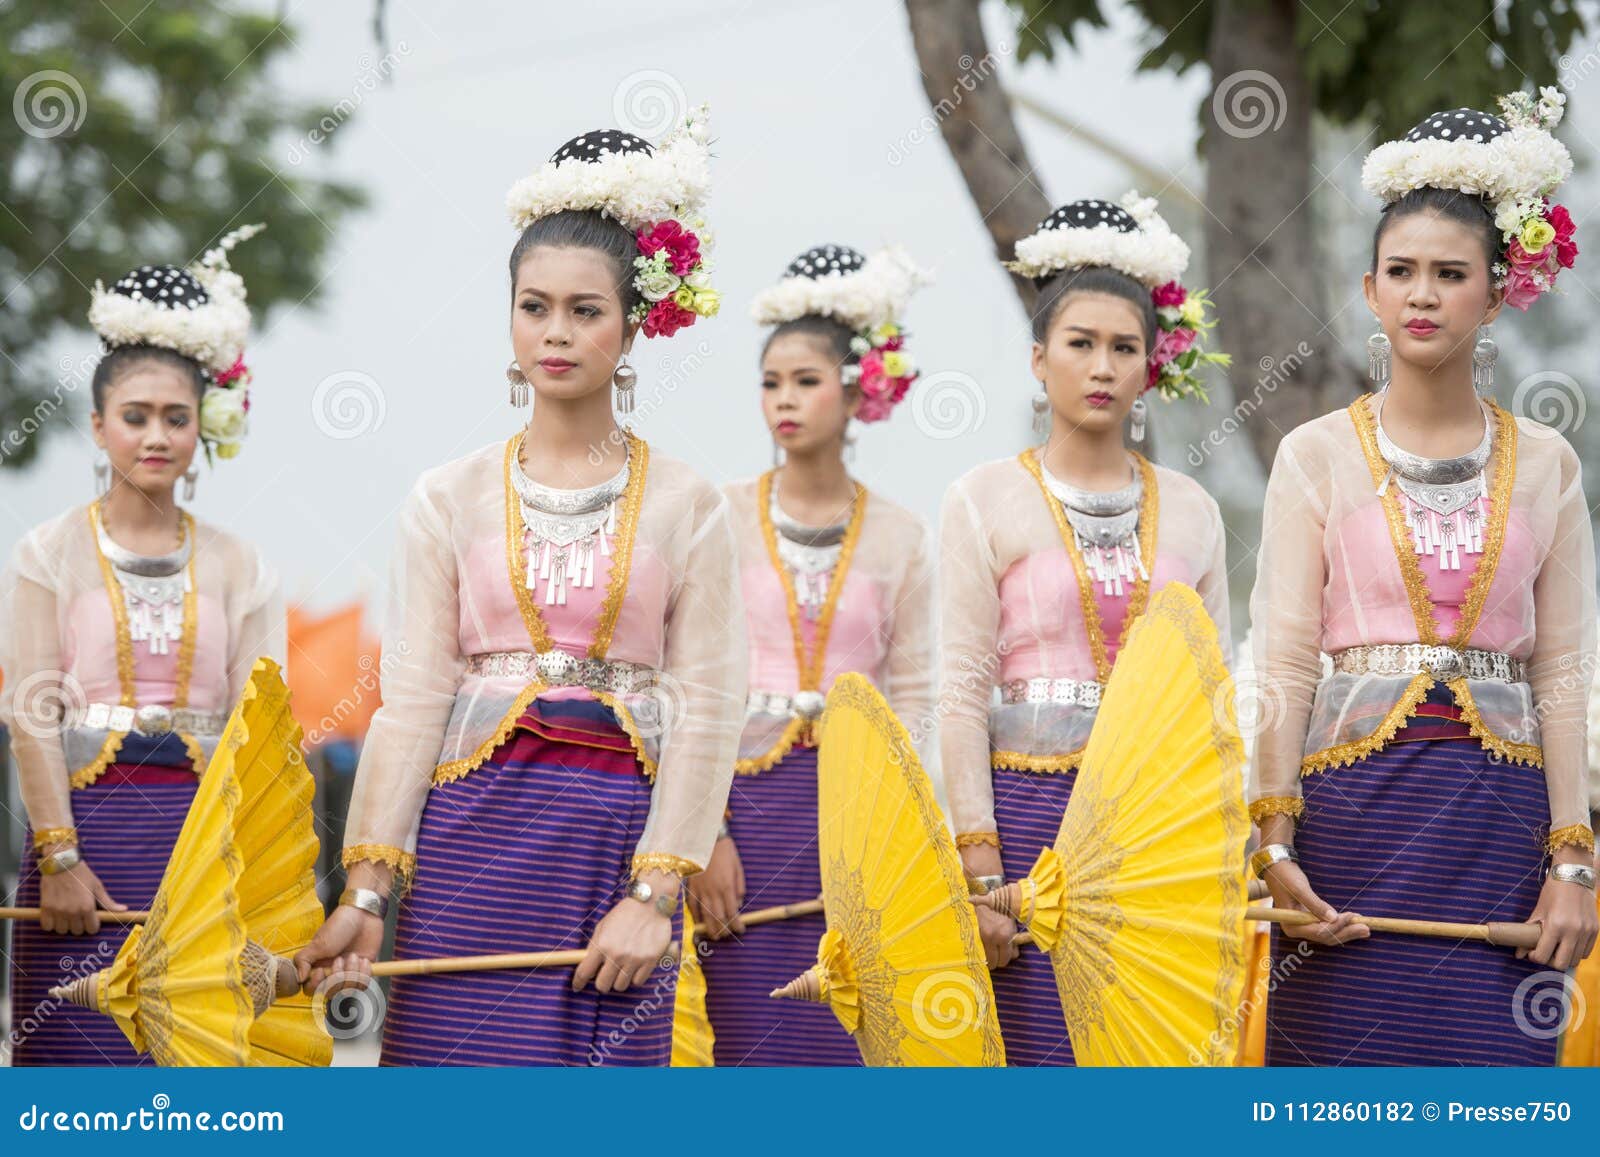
[1520,217,1556,254]
[1178,297,1206,327]
[870,322,899,345]
[215,441,242,460]
[690,288,721,318]
[881,350,910,378]
[673,286,697,310]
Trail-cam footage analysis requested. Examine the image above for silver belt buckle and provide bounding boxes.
[791,690,827,720]
[1423,645,1464,681]
[535,650,578,683]
[133,704,174,736]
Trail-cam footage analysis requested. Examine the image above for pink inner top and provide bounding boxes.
[1323,496,1533,648]
[995,547,1200,681]
[741,561,888,693]
[458,529,675,701]
[62,589,230,710]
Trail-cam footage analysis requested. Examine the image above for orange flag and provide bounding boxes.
[285,603,382,746]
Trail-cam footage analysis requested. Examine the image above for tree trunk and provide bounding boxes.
[1202,0,1361,471]
[904,0,1051,310]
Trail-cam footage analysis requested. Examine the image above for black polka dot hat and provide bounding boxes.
[751,244,931,333]
[87,225,263,377]
[1006,190,1189,287]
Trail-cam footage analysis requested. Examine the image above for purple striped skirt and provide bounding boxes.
[380,698,681,1067]
[991,763,1076,1067]
[698,746,860,1066]
[1267,711,1561,1067]
[8,761,196,1067]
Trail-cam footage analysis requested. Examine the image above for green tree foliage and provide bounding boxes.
[1,0,366,467]
[1005,0,1588,137]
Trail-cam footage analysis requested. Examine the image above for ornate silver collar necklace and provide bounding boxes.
[1040,460,1148,596]
[511,458,630,516]
[1373,393,1491,570]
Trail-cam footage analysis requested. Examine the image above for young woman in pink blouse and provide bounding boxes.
[1252,93,1597,1066]
[292,110,747,1067]
[1,231,280,1065]
[939,194,1231,1065]
[685,245,935,1065]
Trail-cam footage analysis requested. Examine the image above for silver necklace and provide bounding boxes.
[96,518,191,656]
[768,480,851,620]
[1374,393,1491,570]
[513,455,630,606]
[1042,460,1148,598]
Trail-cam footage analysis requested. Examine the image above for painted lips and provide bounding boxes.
[1404,319,1440,336]
[1085,391,1115,407]
[539,358,576,373]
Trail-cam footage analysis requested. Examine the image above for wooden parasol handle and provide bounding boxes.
[1008,907,1540,950]
[368,940,681,979]
[0,907,150,923]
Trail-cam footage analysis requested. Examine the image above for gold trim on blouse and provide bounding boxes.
[341,843,418,893]
[1300,396,1534,777]
[734,470,868,775]
[73,502,201,789]
[1546,823,1596,854]
[1001,448,1158,776]
[430,434,656,790]
[631,852,702,879]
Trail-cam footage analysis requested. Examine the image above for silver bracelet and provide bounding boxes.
[339,886,390,920]
[1249,843,1299,879]
[1550,863,1597,891]
[972,874,1006,896]
[38,846,82,877]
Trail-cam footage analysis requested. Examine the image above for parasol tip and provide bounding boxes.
[769,968,823,1002]
[49,972,103,1012]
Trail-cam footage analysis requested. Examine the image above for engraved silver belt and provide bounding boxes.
[466,650,659,695]
[1331,643,1526,684]
[74,702,228,738]
[746,688,828,721]
[1000,676,1104,709]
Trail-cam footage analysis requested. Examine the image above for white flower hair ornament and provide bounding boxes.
[753,244,933,423]
[1008,193,1228,402]
[506,104,720,338]
[1361,88,1577,310]
[87,223,264,460]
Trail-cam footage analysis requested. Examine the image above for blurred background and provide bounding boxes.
[4,0,1598,1062]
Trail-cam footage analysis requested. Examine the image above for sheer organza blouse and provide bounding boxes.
[938,449,1231,839]
[0,506,282,833]
[724,474,937,774]
[1248,398,1597,839]
[341,435,747,884]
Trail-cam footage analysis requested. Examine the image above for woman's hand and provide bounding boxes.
[1518,849,1599,971]
[1262,858,1369,947]
[38,859,125,935]
[686,836,745,940]
[573,871,676,995]
[293,906,385,996]
[973,903,1020,970]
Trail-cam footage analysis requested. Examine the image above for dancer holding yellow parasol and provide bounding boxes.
[1252,91,1596,1065]
[292,105,747,1066]
[938,192,1231,1065]
[0,227,283,1066]
[682,242,936,1066]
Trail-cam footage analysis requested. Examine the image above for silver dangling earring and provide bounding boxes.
[1472,324,1497,395]
[1129,394,1148,443]
[92,449,110,494]
[506,358,530,408]
[1367,330,1391,390]
[842,418,858,464]
[612,357,637,415]
[182,465,198,502]
[1031,387,1050,438]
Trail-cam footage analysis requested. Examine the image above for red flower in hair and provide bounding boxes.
[1151,281,1187,308]
[636,220,702,277]
[642,298,696,338]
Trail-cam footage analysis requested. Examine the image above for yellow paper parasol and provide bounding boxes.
[51,658,332,1066]
[980,582,1250,1065]
[771,674,1005,1066]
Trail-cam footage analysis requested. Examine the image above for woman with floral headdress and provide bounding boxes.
[678,244,936,1066]
[1252,89,1597,1066]
[0,228,281,1065]
[938,193,1232,1065]
[293,107,747,1067]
